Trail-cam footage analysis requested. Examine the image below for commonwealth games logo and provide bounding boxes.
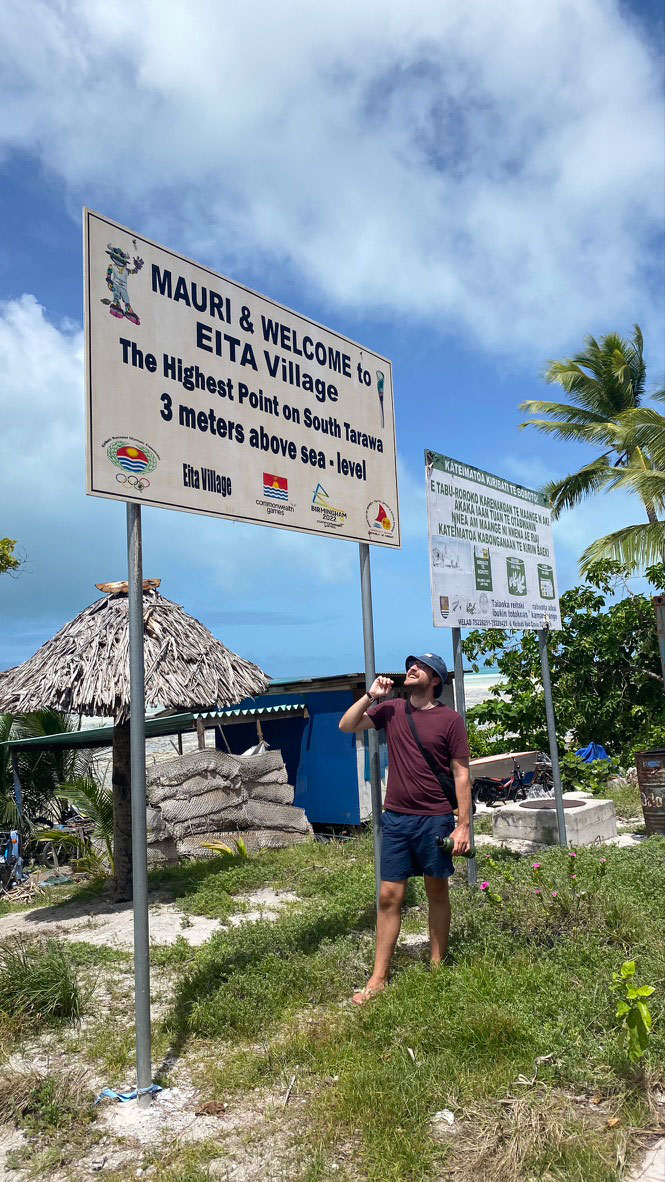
[106,438,158,492]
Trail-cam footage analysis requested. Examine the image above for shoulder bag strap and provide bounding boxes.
[405,703,458,811]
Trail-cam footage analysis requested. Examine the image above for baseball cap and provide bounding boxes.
[405,653,448,699]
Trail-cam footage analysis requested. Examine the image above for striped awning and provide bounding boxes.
[0,703,308,751]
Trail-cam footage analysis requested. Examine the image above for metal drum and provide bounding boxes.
[636,750,665,836]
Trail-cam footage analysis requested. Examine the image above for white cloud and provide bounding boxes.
[0,295,356,667]
[0,0,662,361]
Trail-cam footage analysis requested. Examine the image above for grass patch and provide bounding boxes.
[0,938,83,1028]
[471,813,493,835]
[171,837,665,1181]
[0,1067,93,1134]
[5,834,663,1180]
[605,778,642,821]
[64,941,132,971]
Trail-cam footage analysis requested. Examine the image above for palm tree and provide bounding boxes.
[519,326,663,525]
[1,709,98,826]
[579,404,665,572]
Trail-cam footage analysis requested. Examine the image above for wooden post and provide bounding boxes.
[112,716,133,901]
[196,717,206,750]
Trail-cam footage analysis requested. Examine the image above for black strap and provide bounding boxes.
[405,703,458,811]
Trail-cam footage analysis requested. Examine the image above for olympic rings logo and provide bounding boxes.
[116,472,151,492]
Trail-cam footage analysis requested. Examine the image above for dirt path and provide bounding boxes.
[1,888,300,950]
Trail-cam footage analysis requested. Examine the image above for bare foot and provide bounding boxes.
[351,980,386,1006]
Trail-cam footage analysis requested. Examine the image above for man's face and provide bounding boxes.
[405,660,438,696]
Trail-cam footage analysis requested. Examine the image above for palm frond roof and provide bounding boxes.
[0,587,269,720]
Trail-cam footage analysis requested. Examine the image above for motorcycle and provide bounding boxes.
[473,758,527,806]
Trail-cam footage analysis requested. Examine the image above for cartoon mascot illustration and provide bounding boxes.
[103,243,144,324]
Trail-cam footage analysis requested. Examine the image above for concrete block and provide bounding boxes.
[492,793,616,847]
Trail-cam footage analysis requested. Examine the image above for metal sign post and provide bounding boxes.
[538,627,567,848]
[451,627,477,885]
[359,543,382,912]
[126,503,153,1106]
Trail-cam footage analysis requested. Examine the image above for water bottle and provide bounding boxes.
[436,835,476,858]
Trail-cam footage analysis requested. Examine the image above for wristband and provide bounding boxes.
[366,692,376,704]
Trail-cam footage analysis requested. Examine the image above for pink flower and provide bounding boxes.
[600,858,607,864]
[569,851,577,858]
[532,863,541,871]
[534,889,542,896]
[571,874,577,880]
[551,891,559,898]
[480,881,490,891]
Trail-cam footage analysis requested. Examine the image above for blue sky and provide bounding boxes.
[0,0,663,683]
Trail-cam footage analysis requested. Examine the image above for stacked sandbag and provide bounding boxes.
[145,747,312,864]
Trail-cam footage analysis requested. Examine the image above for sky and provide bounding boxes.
[0,0,663,683]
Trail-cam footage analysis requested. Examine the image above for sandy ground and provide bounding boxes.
[0,888,300,951]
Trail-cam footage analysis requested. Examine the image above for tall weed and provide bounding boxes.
[0,939,82,1026]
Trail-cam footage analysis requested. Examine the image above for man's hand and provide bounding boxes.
[450,822,471,856]
[369,675,394,699]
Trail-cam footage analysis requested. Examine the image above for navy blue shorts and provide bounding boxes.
[381,810,456,882]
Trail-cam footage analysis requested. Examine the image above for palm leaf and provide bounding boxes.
[615,408,665,467]
[597,467,665,510]
[517,419,617,446]
[580,522,665,573]
[543,456,614,517]
[57,777,114,869]
[543,327,646,415]
[518,400,611,425]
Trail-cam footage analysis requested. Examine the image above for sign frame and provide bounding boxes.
[84,209,400,548]
[425,449,561,631]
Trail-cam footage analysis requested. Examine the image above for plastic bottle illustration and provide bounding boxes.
[538,563,555,599]
[474,545,493,591]
[506,557,527,596]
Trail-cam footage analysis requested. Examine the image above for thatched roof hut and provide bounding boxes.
[0,584,269,720]
[0,583,269,899]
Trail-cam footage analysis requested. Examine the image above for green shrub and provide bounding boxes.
[559,753,622,795]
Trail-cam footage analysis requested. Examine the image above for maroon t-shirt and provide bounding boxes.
[367,697,470,816]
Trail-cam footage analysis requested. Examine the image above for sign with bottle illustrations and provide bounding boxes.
[425,450,561,630]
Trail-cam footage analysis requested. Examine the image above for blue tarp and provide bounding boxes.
[576,742,610,763]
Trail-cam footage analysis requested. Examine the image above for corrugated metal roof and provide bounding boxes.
[0,703,308,751]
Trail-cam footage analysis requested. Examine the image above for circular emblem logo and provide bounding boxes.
[106,438,158,492]
[107,441,158,475]
[366,500,395,535]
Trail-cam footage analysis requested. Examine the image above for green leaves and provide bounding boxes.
[610,959,656,1063]
[0,537,20,575]
[519,326,664,574]
[463,565,664,756]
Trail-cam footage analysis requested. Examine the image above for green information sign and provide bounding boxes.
[425,450,561,630]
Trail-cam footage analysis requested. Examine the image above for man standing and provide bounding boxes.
[339,653,472,1004]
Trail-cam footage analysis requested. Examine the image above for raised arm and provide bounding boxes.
[338,675,394,733]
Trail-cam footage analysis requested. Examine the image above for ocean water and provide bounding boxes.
[461,672,503,708]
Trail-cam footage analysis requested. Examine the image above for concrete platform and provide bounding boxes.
[491,792,617,849]
[628,1137,665,1182]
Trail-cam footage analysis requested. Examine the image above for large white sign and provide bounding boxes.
[426,451,561,630]
[84,210,400,546]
